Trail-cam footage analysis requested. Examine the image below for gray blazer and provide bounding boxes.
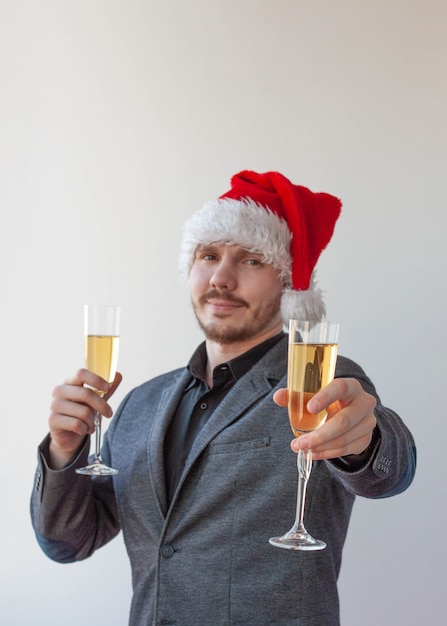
[31,335,416,626]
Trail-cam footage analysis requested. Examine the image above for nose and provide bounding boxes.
[209,259,237,291]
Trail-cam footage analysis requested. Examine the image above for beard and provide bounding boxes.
[191,289,282,345]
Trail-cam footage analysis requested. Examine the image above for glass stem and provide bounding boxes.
[294,448,313,530]
[93,412,103,463]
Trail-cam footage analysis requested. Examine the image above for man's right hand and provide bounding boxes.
[48,369,122,469]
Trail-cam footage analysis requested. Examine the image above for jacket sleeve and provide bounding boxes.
[30,434,121,563]
[325,355,417,498]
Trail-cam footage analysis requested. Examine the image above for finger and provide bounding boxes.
[296,417,375,455]
[64,368,111,396]
[49,410,93,437]
[49,393,98,433]
[294,406,375,449]
[52,383,113,417]
[305,380,376,440]
[307,378,364,414]
[291,407,376,456]
[292,432,374,460]
[273,388,288,407]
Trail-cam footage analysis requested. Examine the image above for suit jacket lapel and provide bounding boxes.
[148,335,288,516]
[147,368,193,516]
[178,336,288,495]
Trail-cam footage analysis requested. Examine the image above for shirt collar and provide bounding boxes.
[188,331,285,385]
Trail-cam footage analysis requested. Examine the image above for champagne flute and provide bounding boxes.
[269,320,339,550]
[76,304,121,476]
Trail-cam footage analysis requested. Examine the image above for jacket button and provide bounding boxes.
[160,544,175,558]
[35,471,41,491]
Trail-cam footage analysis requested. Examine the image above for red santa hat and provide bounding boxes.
[178,170,342,324]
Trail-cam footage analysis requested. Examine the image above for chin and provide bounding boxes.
[201,321,257,344]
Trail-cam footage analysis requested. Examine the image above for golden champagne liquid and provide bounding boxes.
[288,343,338,436]
[85,335,120,390]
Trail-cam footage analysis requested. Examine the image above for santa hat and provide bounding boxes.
[178,170,342,324]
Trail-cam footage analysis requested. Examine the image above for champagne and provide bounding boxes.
[85,335,120,389]
[288,343,338,436]
[77,305,121,476]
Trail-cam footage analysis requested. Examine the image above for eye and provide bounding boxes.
[245,257,263,266]
[195,246,219,262]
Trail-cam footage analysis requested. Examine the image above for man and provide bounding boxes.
[31,170,416,626]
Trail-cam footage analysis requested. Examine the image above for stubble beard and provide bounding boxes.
[191,290,282,345]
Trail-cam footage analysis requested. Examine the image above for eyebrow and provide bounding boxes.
[196,244,264,257]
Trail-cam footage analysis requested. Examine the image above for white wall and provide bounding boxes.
[1,1,445,624]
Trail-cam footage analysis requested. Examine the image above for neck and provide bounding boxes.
[204,321,283,385]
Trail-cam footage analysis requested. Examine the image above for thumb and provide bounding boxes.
[105,371,123,400]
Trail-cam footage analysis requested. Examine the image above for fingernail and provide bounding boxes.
[306,397,317,412]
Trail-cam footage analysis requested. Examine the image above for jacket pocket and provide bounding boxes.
[208,436,270,455]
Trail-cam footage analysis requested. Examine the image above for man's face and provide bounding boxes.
[189,243,284,345]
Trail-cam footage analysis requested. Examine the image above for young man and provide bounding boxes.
[31,170,416,626]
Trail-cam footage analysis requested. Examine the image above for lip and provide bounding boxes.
[207,299,244,312]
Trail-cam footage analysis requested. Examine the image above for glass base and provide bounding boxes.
[76,462,118,476]
[269,531,326,551]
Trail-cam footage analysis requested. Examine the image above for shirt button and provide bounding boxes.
[200,402,207,410]
[160,544,175,558]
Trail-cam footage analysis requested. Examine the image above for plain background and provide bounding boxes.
[0,1,445,624]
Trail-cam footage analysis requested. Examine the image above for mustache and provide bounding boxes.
[200,289,248,307]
